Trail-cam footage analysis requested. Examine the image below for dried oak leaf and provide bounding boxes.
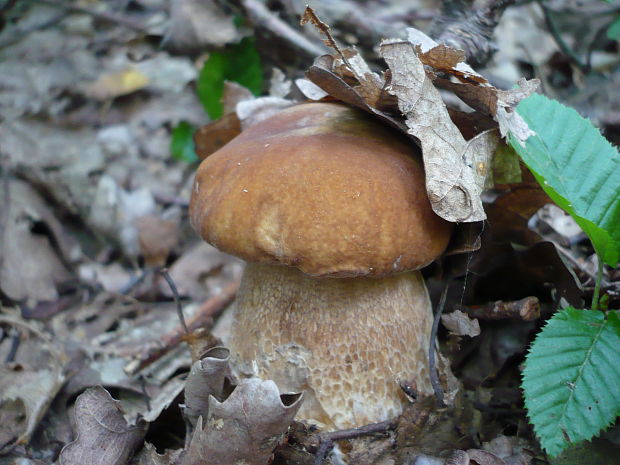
[405,28,539,145]
[306,53,408,134]
[380,39,499,222]
[183,346,231,422]
[59,386,147,465]
[183,378,303,465]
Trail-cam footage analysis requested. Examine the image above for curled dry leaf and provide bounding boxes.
[405,28,539,145]
[380,39,498,222]
[59,386,147,465]
[184,378,303,465]
[183,346,231,422]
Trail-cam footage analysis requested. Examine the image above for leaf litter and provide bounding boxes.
[0,0,616,464]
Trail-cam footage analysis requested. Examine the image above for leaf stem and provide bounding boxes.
[591,258,604,311]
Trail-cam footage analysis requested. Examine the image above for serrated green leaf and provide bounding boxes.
[522,308,620,457]
[509,93,620,267]
[170,121,197,163]
[607,16,620,40]
[196,37,263,119]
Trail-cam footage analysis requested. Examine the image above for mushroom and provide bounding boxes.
[190,102,453,430]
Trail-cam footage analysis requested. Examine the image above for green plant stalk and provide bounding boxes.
[591,257,604,311]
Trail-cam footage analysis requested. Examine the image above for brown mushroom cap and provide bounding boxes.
[190,102,452,277]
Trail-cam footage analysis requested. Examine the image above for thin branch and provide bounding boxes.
[124,279,239,375]
[314,420,396,465]
[429,282,449,408]
[454,296,540,321]
[28,0,148,32]
[242,0,325,58]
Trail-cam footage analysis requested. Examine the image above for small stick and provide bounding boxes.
[124,279,239,375]
[29,0,148,32]
[454,296,540,321]
[314,420,396,465]
[429,282,449,408]
[242,0,324,58]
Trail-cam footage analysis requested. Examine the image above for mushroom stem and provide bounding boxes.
[229,263,439,430]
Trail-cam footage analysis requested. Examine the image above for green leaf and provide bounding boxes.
[196,37,263,119]
[607,16,620,40]
[522,308,620,457]
[509,93,620,267]
[170,121,197,163]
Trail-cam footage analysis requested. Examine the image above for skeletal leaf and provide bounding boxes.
[184,378,303,465]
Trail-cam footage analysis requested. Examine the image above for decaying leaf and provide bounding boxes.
[193,113,242,161]
[183,347,231,422]
[380,39,498,222]
[184,378,302,465]
[0,179,73,303]
[0,364,65,453]
[441,310,481,338]
[59,386,147,465]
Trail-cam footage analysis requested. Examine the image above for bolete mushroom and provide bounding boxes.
[190,102,453,430]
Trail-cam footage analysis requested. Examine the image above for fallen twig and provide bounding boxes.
[124,279,239,375]
[454,296,540,321]
[314,420,396,465]
[29,0,148,32]
[242,0,325,58]
[429,282,449,409]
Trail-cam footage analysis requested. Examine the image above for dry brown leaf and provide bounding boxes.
[183,347,231,422]
[295,78,329,101]
[406,27,538,145]
[59,386,147,465]
[441,310,481,338]
[183,378,302,465]
[380,39,498,222]
[193,113,242,161]
[0,179,73,303]
[0,364,65,453]
[306,54,408,133]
